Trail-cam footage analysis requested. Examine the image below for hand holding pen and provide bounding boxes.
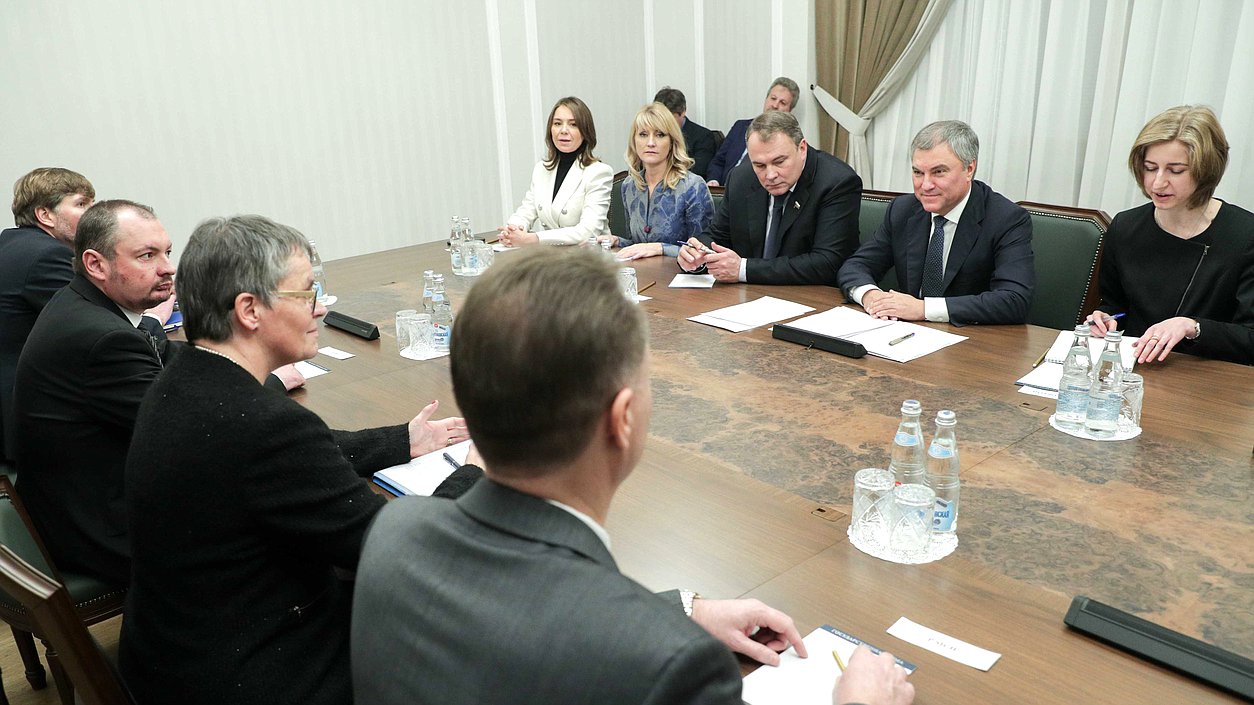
[1084,310,1124,338]
[676,238,714,271]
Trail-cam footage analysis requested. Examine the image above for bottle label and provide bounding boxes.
[894,432,918,446]
[928,445,953,459]
[933,498,956,532]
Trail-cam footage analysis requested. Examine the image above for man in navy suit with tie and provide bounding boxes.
[679,111,862,285]
[706,77,799,186]
[838,120,1035,325]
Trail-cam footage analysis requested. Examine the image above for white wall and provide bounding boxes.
[0,0,816,263]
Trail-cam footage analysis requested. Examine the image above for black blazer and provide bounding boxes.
[352,479,743,705]
[13,275,175,586]
[0,226,73,463]
[682,116,718,179]
[119,349,407,705]
[701,146,862,285]
[838,180,1035,324]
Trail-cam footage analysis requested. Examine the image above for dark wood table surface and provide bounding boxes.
[295,242,1252,704]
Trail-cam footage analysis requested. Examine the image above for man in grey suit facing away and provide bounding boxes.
[351,247,914,705]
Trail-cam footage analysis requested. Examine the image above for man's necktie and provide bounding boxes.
[763,196,786,259]
[920,215,946,297]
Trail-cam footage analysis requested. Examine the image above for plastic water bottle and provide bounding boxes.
[308,240,328,302]
[421,270,435,315]
[1084,331,1125,438]
[449,217,466,275]
[431,277,452,353]
[925,410,960,546]
[887,400,926,487]
[1054,325,1093,429]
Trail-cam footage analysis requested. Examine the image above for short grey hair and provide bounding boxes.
[748,110,805,147]
[911,120,979,168]
[74,200,156,275]
[769,76,800,111]
[179,215,314,343]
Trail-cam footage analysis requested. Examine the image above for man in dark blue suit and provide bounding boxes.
[838,120,1034,325]
[679,111,862,285]
[706,77,799,186]
[0,168,94,466]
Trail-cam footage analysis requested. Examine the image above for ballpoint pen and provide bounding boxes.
[304,360,331,372]
[443,452,461,471]
[887,332,915,346]
[676,240,715,255]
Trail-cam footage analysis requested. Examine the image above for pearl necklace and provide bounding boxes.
[194,344,243,368]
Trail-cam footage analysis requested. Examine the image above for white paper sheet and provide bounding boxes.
[669,273,716,288]
[785,307,967,362]
[318,346,354,360]
[373,440,470,496]
[688,296,815,332]
[293,360,329,378]
[886,617,1001,671]
[742,626,916,705]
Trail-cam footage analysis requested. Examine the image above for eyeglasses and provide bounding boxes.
[274,289,318,314]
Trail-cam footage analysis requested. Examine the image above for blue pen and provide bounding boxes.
[1086,312,1126,325]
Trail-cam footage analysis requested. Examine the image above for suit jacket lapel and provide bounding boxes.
[942,184,985,291]
[746,182,771,257]
[550,161,586,223]
[778,150,817,246]
[456,478,617,569]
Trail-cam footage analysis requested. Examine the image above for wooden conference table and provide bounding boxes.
[295,241,1252,704]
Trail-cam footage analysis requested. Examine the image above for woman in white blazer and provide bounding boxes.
[499,96,614,246]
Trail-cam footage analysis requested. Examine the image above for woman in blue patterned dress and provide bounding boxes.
[609,102,714,260]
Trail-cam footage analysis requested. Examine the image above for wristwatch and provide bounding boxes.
[680,589,700,617]
[1187,319,1201,340]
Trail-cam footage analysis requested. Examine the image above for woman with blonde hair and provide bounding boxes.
[1087,105,1253,365]
[499,96,614,246]
[610,102,713,260]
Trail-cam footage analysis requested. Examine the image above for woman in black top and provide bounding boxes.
[1088,105,1254,365]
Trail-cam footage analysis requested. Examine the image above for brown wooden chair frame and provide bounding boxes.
[0,477,126,705]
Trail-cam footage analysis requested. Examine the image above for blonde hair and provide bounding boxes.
[624,102,693,191]
[1128,105,1228,210]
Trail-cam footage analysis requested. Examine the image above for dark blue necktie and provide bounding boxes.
[763,196,786,259]
[920,215,946,297]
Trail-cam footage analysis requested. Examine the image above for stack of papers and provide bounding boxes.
[688,296,815,332]
[742,625,916,705]
[783,307,967,362]
[1016,330,1140,392]
[373,440,469,496]
[669,273,716,288]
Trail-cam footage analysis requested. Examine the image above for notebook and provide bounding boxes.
[373,440,470,496]
[1016,330,1140,391]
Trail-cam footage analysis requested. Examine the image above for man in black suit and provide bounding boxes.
[837,120,1034,325]
[0,168,94,466]
[13,200,177,586]
[352,248,915,705]
[706,76,799,186]
[679,110,862,285]
[654,86,717,179]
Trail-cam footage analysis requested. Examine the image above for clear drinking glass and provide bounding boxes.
[852,468,895,551]
[395,309,419,354]
[1119,372,1144,432]
[890,483,935,562]
[407,313,432,353]
[620,267,638,301]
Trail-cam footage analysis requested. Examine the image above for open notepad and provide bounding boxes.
[1015,330,1140,391]
[782,307,967,362]
[373,440,469,496]
[688,296,815,332]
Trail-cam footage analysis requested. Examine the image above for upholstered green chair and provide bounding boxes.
[858,189,904,292]
[1018,201,1109,330]
[608,170,629,238]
